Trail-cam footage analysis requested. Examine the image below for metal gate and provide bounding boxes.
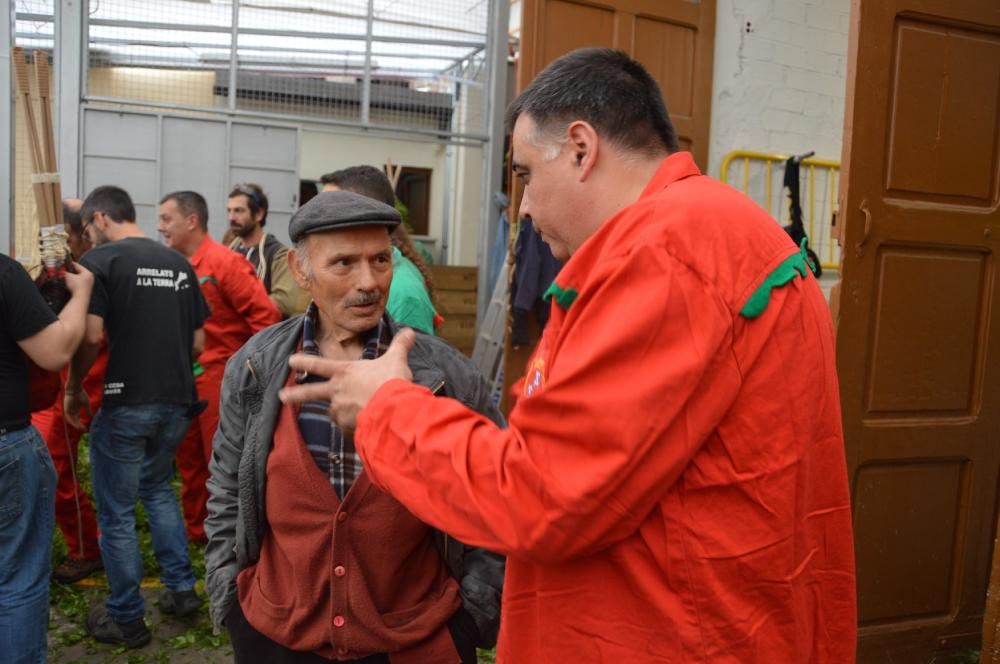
[81,107,299,243]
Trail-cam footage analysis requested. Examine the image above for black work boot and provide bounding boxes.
[159,588,203,617]
[52,557,104,584]
[85,605,151,649]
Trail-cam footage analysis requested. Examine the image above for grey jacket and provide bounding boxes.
[204,316,505,646]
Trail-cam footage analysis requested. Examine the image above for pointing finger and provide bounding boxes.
[287,353,349,379]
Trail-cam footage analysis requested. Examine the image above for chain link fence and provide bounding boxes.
[12,0,492,142]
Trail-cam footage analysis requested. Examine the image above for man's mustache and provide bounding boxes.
[347,291,381,307]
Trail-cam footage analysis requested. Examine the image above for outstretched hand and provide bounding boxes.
[63,262,94,294]
[280,328,417,430]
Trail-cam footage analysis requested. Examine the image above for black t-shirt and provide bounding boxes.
[0,254,57,426]
[81,237,209,408]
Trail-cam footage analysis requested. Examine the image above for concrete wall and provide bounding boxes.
[450,144,485,266]
[708,0,851,178]
[448,64,488,267]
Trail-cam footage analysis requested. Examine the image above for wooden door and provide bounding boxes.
[836,0,1000,660]
[518,0,715,168]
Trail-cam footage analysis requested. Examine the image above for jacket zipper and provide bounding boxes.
[245,358,258,384]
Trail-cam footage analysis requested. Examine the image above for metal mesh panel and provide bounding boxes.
[78,0,490,142]
[87,0,232,109]
[368,0,488,137]
[232,3,369,124]
[14,0,55,52]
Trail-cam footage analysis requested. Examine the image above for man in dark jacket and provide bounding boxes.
[204,190,504,664]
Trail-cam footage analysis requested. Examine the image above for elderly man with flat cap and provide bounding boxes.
[204,190,504,664]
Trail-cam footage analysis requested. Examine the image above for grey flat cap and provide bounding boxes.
[289,190,400,242]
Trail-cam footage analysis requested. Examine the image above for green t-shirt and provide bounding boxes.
[387,247,436,335]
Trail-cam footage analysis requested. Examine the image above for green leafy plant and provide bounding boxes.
[394,197,419,236]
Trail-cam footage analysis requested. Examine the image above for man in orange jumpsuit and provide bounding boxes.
[281,49,857,663]
[159,191,280,542]
[32,199,105,583]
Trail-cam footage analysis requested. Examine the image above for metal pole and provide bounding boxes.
[360,0,374,125]
[228,0,239,111]
[56,0,85,197]
[475,0,510,327]
[441,144,452,263]
[1,0,13,254]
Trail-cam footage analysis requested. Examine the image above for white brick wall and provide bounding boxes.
[706,0,851,179]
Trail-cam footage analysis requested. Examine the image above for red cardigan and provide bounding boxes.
[356,152,857,663]
[237,398,462,662]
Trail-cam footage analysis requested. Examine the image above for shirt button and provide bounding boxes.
[328,452,342,465]
[334,565,346,577]
[337,512,347,522]
[333,615,345,628]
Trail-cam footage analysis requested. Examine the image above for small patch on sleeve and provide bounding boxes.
[739,251,810,319]
[543,282,579,309]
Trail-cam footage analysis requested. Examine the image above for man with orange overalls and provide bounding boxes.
[159,191,280,543]
[32,199,106,583]
[281,49,858,663]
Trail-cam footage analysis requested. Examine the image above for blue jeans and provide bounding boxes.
[0,425,56,663]
[89,404,196,624]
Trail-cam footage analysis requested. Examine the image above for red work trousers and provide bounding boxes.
[31,378,103,561]
[176,367,223,543]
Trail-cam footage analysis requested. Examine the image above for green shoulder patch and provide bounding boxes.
[542,282,579,310]
[739,250,810,319]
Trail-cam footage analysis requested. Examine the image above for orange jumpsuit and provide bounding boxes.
[178,235,280,541]
[32,341,108,561]
[356,153,857,662]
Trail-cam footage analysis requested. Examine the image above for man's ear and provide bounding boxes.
[287,247,312,290]
[566,120,599,181]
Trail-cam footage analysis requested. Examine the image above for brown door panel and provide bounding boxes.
[838,0,1000,661]
[519,0,715,169]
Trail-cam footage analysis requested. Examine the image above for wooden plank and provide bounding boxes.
[437,314,477,347]
[435,289,478,315]
[429,265,478,291]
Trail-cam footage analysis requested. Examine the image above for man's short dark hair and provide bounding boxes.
[81,185,136,225]
[320,166,396,208]
[229,183,268,226]
[63,202,83,235]
[505,48,678,156]
[161,191,209,232]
